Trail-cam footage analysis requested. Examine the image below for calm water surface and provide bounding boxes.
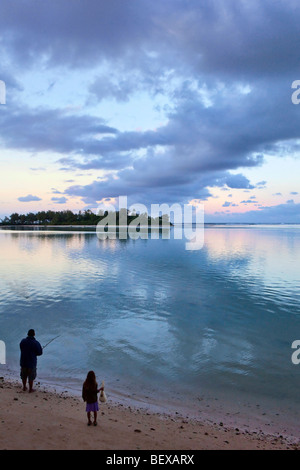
[1,226,300,429]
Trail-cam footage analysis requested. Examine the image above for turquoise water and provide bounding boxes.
[1,226,300,430]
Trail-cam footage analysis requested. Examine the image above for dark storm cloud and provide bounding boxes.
[64,167,255,207]
[1,76,297,175]
[1,0,300,215]
[64,76,298,202]
[223,174,255,190]
[0,0,156,68]
[157,0,300,78]
[58,74,300,180]
[51,196,68,204]
[18,194,42,202]
[1,0,299,77]
[0,104,118,155]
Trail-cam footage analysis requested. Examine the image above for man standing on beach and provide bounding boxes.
[20,329,43,393]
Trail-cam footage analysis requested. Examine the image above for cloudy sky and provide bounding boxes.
[1,0,300,222]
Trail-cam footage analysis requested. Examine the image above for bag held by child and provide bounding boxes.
[99,380,107,403]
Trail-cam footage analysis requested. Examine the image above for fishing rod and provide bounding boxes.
[43,335,61,349]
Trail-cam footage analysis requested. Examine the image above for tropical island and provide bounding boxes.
[0,209,172,227]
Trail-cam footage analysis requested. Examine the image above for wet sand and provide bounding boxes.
[0,377,298,450]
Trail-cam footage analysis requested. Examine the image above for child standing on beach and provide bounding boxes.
[82,371,103,426]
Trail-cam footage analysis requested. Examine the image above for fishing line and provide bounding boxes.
[43,335,61,349]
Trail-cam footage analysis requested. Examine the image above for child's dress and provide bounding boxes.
[82,383,99,412]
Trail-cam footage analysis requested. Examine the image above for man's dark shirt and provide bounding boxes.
[20,336,43,369]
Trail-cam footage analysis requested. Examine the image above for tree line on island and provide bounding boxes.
[0,209,171,226]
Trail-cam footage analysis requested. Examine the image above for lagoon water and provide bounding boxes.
[1,225,300,432]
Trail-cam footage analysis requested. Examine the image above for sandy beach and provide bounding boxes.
[0,376,298,451]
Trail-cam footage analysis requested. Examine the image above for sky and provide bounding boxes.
[1,0,300,223]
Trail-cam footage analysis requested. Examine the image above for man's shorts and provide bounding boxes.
[20,367,37,381]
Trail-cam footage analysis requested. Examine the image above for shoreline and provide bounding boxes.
[0,374,299,450]
[27,369,300,443]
